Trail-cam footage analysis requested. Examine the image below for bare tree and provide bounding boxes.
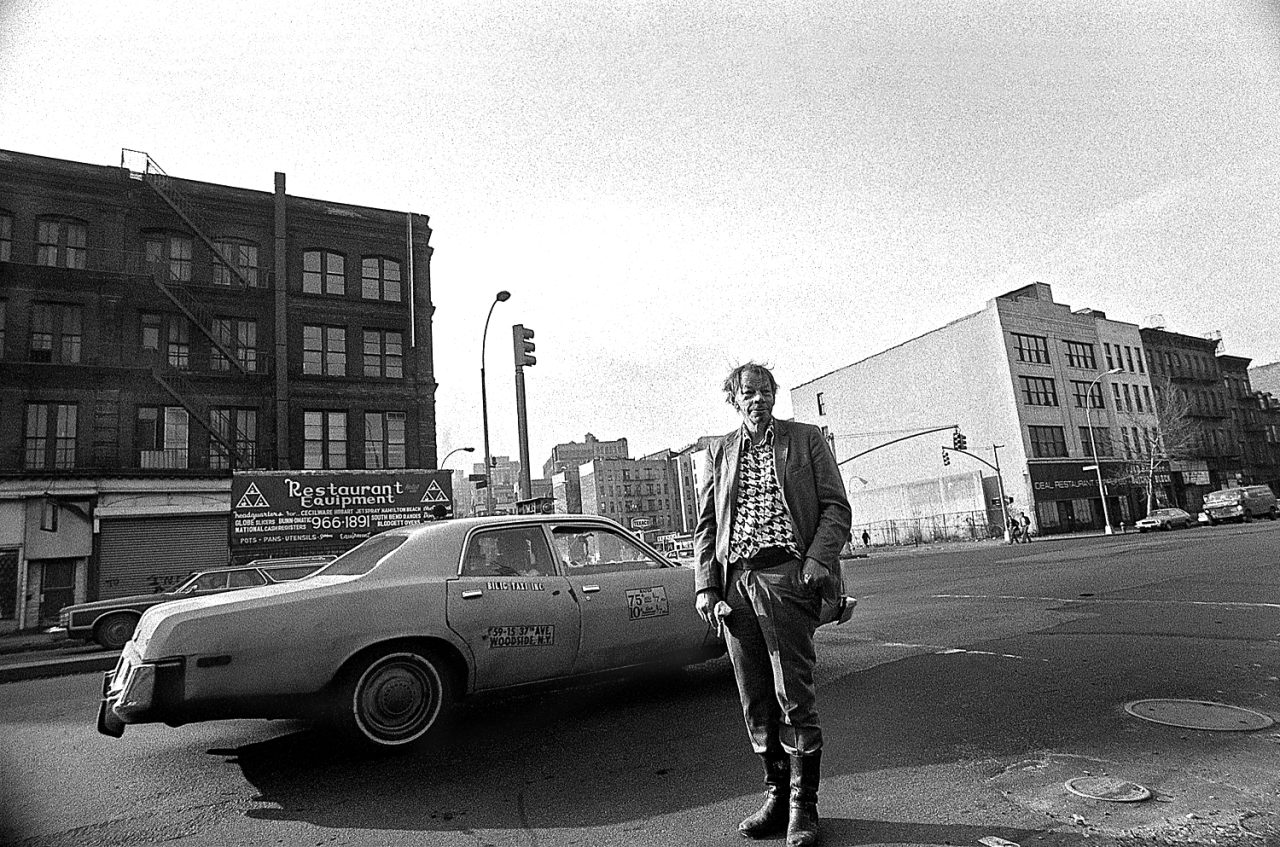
[1111,378,1202,512]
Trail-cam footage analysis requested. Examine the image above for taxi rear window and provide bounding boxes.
[320,535,406,576]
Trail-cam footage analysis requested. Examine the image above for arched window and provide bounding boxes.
[37,217,88,269]
[361,256,402,301]
[303,250,345,295]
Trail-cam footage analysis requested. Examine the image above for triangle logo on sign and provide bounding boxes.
[420,481,449,504]
[237,483,270,509]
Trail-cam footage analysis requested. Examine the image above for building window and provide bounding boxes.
[303,250,345,295]
[29,303,82,364]
[1136,349,1145,374]
[1079,426,1112,457]
[167,318,190,369]
[140,313,161,351]
[209,408,257,469]
[1121,427,1132,458]
[816,392,826,416]
[361,257,402,301]
[36,218,87,269]
[137,406,189,469]
[1070,380,1104,409]
[362,329,404,378]
[1012,333,1050,364]
[145,233,193,282]
[24,403,77,469]
[1063,341,1097,370]
[303,325,346,376]
[1122,383,1133,412]
[364,411,407,468]
[1104,343,1115,370]
[0,212,11,262]
[212,318,259,372]
[1018,375,1059,406]
[1028,425,1068,458]
[304,410,347,469]
[213,239,260,287]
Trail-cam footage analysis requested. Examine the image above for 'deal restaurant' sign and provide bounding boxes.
[230,470,453,550]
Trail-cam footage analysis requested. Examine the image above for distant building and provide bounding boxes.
[0,148,436,629]
[792,283,1164,538]
[1250,361,1280,398]
[541,433,628,515]
[468,455,521,515]
[578,456,680,532]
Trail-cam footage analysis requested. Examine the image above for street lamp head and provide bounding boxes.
[1105,367,1122,375]
[495,290,511,302]
[461,446,476,452]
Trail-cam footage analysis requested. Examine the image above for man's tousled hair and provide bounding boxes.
[723,362,777,406]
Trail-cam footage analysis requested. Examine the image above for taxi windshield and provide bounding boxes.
[1204,490,1242,505]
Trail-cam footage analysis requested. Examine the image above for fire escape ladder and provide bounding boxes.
[144,270,250,376]
[149,363,244,469]
[138,156,253,290]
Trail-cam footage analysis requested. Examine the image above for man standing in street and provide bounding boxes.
[695,363,852,847]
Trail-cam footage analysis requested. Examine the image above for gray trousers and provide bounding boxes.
[723,559,823,756]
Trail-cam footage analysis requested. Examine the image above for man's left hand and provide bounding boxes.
[801,559,837,600]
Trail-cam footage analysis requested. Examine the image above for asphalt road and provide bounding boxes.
[3,522,1279,847]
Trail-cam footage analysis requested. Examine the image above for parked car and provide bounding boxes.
[96,516,852,750]
[1134,507,1193,532]
[58,556,333,650]
[1201,485,1279,524]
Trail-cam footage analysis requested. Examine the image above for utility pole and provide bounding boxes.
[513,324,536,500]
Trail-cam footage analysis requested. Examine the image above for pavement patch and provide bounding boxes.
[1064,775,1151,802]
[1124,699,1276,731]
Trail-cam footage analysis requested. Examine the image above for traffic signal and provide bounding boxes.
[942,449,951,466]
[953,429,967,451]
[513,324,536,367]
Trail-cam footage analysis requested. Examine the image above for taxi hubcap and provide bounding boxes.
[356,654,441,743]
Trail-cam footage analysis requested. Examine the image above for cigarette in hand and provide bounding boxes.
[713,600,732,636]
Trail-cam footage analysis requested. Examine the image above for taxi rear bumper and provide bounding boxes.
[97,652,186,737]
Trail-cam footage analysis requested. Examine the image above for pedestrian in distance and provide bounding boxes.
[1009,520,1022,544]
[861,529,871,548]
[694,362,853,847]
[1020,512,1032,543]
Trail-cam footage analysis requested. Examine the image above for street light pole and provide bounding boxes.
[439,446,475,468]
[480,291,511,515]
[1086,367,1123,535]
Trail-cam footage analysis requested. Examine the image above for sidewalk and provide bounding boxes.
[0,629,119,684]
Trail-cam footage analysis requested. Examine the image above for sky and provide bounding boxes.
[2,0,1278,471]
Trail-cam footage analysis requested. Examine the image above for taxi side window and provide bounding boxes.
[462,527,556,577]
[552,528,664,574]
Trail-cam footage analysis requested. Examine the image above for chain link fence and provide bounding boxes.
[851,509,1002,547]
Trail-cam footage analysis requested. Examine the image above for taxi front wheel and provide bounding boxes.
[333,648,456,751]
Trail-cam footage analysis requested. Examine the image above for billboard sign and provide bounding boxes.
[231,470,453,551]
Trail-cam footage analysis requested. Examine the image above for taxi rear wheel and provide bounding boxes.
[335,648,456,750]
[94,613,138,651]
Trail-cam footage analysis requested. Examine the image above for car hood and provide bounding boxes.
[132,574,363,658]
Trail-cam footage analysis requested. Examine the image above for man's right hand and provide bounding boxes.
[695,589,720,626]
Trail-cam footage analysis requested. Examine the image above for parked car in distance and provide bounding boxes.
[1135,507,1193,532]
[96,516,746,750]
[1201,485,1279,524]
[58,556,334,650]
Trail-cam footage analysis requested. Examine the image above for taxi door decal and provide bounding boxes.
[626,586,670,620]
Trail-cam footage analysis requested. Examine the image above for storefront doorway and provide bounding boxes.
[37,559,76,624]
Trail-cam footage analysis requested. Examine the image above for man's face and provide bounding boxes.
[735,370,775,430]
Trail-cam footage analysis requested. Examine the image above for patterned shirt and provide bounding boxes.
[729,424,801,562]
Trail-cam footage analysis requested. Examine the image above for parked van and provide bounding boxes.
[1201,485,1278,524]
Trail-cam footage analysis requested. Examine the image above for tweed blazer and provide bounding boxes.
[693,418,852,595]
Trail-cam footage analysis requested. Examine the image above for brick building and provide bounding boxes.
[0,149,436,629]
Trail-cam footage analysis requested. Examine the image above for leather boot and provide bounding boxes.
[786,752,821,847]
[738,752,790,839]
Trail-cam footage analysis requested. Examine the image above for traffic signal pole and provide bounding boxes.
[512,324,536,500]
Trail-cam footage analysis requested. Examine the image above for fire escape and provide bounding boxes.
[123,149,252,469]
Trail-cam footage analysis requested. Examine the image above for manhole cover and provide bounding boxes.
[1064,776,1152,802]
[1125,699,1275,731]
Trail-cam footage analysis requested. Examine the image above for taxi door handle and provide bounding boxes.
[461,589,483,599]
[581,584,601,594]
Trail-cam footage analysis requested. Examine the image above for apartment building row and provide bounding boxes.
[0,149,438,629]
[791,282,1280,538]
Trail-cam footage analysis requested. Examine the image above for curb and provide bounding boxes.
[0,653,119,684]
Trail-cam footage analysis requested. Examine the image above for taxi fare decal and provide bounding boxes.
[485,581,545,591]
[627,586,670,620]
[488,625,555,648]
